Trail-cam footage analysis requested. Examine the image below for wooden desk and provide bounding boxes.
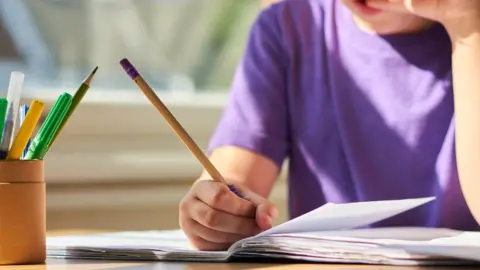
[0,231,471,269]
[0,260,469,270]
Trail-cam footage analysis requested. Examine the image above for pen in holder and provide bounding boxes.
[0,160,46,265]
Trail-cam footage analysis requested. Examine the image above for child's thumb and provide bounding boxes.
[235,187,278,231]
[255,201,278,231]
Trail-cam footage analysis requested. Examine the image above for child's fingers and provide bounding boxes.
[255,203,278,230]
[189,199,259,236]
[194,180,256,218]
[239,188,279,230]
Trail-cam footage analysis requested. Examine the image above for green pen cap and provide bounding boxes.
[0,98,8,121]
[25,92,72,160]
[0,98,9,113]
[0,98,8,144]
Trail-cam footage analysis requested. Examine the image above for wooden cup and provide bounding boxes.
[0,160,46,265]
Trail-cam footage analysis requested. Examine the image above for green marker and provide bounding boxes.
[24,93,72,160]
[0,98,8,146]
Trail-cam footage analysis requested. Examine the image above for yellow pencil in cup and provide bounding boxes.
[7,100,45,160]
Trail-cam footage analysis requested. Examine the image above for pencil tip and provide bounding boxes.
[84,66,99,85]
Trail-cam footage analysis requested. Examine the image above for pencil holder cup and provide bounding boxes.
[0,160,46,265]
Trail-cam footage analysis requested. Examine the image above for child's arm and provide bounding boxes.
[447,18,480,224]
[367,0,480,227]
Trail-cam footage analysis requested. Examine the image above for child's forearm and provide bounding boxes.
[448,19,480,223]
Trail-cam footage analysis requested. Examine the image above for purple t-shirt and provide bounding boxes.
[208,0,479,230]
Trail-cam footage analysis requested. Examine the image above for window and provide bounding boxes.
[4,0,262,184]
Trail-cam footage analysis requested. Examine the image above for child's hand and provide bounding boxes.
[179,179,278,251]
[366,0,480,29]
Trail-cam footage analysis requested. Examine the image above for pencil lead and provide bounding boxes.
[84,66,99,85]
[91,66,98,75]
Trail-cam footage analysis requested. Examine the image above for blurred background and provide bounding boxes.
[0,0,287,232]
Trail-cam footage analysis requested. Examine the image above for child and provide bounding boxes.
[179,0,480,251]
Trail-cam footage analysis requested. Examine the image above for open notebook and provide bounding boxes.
[46,196,480,265]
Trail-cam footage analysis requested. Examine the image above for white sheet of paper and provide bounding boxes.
[282,227,462,242]
[47,229,195,251]
[256,197,435,237]
[430,232,480,246]
[385,232,480,262]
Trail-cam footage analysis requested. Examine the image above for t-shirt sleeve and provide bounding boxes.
[208,7,289,168]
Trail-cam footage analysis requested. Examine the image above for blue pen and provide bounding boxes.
[19,104,30,159]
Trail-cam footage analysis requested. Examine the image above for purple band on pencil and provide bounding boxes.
[228,184,246,199]
[119,58,139,79]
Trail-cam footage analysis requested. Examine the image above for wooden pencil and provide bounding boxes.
[50,66,98,147]
[119,58,229,186]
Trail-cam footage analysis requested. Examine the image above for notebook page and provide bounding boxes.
[47,230,195,251]
[283,227,462,242]
[229,226,472,265]
[48,230,222,254]
[430,232,480,246]
[256,197,435,237]
[384,232,480,263]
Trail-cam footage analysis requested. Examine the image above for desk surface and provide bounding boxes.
[0,260,468,270]
[0,230,469,269]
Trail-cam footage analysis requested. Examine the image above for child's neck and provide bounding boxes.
[353,15,435,35]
